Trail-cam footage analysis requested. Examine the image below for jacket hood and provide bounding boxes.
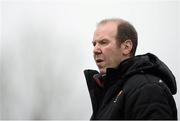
[84,53,177,95]
[117,53,176,94]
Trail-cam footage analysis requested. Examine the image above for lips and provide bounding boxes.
[95,59,104,68]
[96,58,104,63]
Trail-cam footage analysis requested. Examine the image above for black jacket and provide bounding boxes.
[84,53,177,120]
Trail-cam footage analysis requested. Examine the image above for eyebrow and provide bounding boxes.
[93,38,108,42]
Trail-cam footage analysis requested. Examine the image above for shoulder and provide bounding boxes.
[122,73,176,112]
[123,73,171,98]
[122,73,177,119]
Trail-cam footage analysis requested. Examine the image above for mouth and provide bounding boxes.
[96,59,104,64]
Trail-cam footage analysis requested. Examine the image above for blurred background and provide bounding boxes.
[0,0,179,119]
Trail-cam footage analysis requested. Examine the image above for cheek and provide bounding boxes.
[103,49,116,64]
[104,49,122,66]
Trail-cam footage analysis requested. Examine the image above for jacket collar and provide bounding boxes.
[84,53,177,94]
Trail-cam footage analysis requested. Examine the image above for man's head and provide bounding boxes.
[92,18,138,74]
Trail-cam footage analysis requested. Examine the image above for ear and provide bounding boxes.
[121,39,133,56]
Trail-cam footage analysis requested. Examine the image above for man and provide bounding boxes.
[84,18,177,120]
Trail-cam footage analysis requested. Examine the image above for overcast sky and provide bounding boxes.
[0,0,179,119]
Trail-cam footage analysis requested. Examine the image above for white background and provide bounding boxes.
[0,0,179,119]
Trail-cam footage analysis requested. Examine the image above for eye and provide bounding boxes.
[100,39,109,45]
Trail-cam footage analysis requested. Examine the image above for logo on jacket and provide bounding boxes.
[113,90,123,103]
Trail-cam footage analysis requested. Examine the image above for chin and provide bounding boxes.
[99,69,106,74]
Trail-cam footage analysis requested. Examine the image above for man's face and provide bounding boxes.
[92,22,126,74]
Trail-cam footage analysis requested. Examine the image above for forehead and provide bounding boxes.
[93,22,118,40]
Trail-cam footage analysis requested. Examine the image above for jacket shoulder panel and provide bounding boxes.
[122,73,160,97]
[122,74,177,119]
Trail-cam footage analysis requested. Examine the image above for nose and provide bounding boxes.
[93,44,102,55]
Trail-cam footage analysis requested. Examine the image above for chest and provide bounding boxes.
[94,90,125,120]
